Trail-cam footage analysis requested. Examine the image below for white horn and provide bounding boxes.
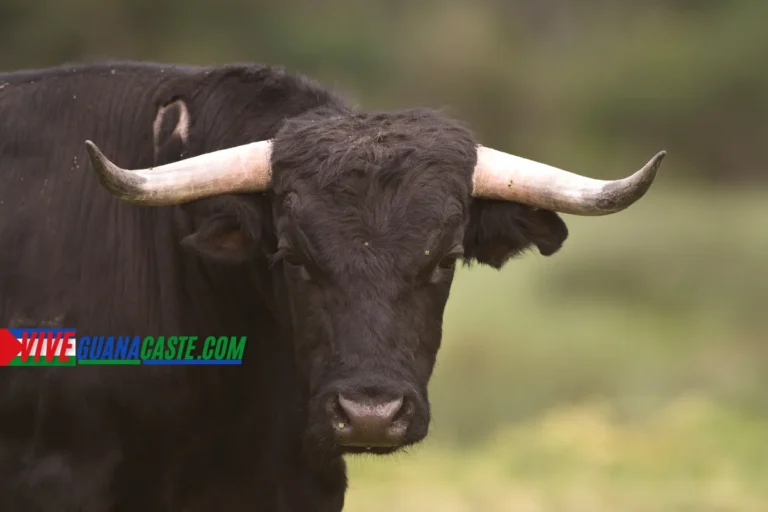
[85,140,273,206]
[472,145,666,215]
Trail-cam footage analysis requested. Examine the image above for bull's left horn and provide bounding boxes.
[85,140,273,206]
[472,146,666,216]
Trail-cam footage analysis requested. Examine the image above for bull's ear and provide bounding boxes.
[463,200,569,269]
[181,199,261,265]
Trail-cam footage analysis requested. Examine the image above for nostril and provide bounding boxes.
[338,394,403,424]
[331,393,414,448]
[327,396,351,431]
[391,396,414,424]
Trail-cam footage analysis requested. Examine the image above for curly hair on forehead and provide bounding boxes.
[268,107,479,196]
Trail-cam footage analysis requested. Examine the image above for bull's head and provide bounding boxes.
[85,108,664,456]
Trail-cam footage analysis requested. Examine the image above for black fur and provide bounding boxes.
[0,61,568,511]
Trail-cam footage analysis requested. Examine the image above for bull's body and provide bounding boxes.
[0,61,662,511]
[0,62,350,511]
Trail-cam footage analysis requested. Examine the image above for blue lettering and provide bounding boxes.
[101,337,115,359]
[89,337,103,359]
[114,337,129,359]
[127,336,141,359]
[77,337,91,359]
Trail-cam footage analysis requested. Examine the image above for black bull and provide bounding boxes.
[0,62,663,511]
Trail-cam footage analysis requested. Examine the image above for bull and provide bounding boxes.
[0,61,665,511]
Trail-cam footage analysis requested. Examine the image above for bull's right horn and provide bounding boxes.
[472,146,666,216]
[85,140,273,206]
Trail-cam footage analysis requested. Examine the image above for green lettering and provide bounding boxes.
[141,336,155,360]
[185,337,196,359]
[165,336,178,359]
[151,336,165,360]
[227,336,247,360]
[203,336,217,360]
[175,336,187,359]
[214,339,227,359]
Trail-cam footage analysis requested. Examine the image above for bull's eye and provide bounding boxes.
[439,245,464,270]
[283,251,305,267]
[280,249,315,282]
[423,246,464,284]
[438,255,459,270]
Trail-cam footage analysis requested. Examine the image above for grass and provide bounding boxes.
[343,184,768,510]
[345,395,768,511]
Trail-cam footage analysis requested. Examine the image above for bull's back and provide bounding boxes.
[0,64,186,328]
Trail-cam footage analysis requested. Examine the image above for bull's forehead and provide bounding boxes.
[269,109,477,271]
[270,108,478,194]
[276,161,468,271]
[284,172,466,241]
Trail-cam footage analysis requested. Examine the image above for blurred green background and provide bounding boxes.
[3,0,767,509]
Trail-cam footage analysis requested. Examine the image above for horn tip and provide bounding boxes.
[84,139,98,153]
[84,140,108,170]
[643,150,667,180]
[84,140,149,202]
[594,150,667,214]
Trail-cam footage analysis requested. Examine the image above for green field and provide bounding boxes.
[345,185,768,511]
[346,397,768,511]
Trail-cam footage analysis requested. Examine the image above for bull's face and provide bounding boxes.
[85,103,663,460]
[261,109,569,456]
[267,110,472,454]
[272,191,458,455]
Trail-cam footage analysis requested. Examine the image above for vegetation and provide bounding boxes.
[347,395,768,511]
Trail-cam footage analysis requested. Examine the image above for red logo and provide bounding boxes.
[0,329,23,365]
